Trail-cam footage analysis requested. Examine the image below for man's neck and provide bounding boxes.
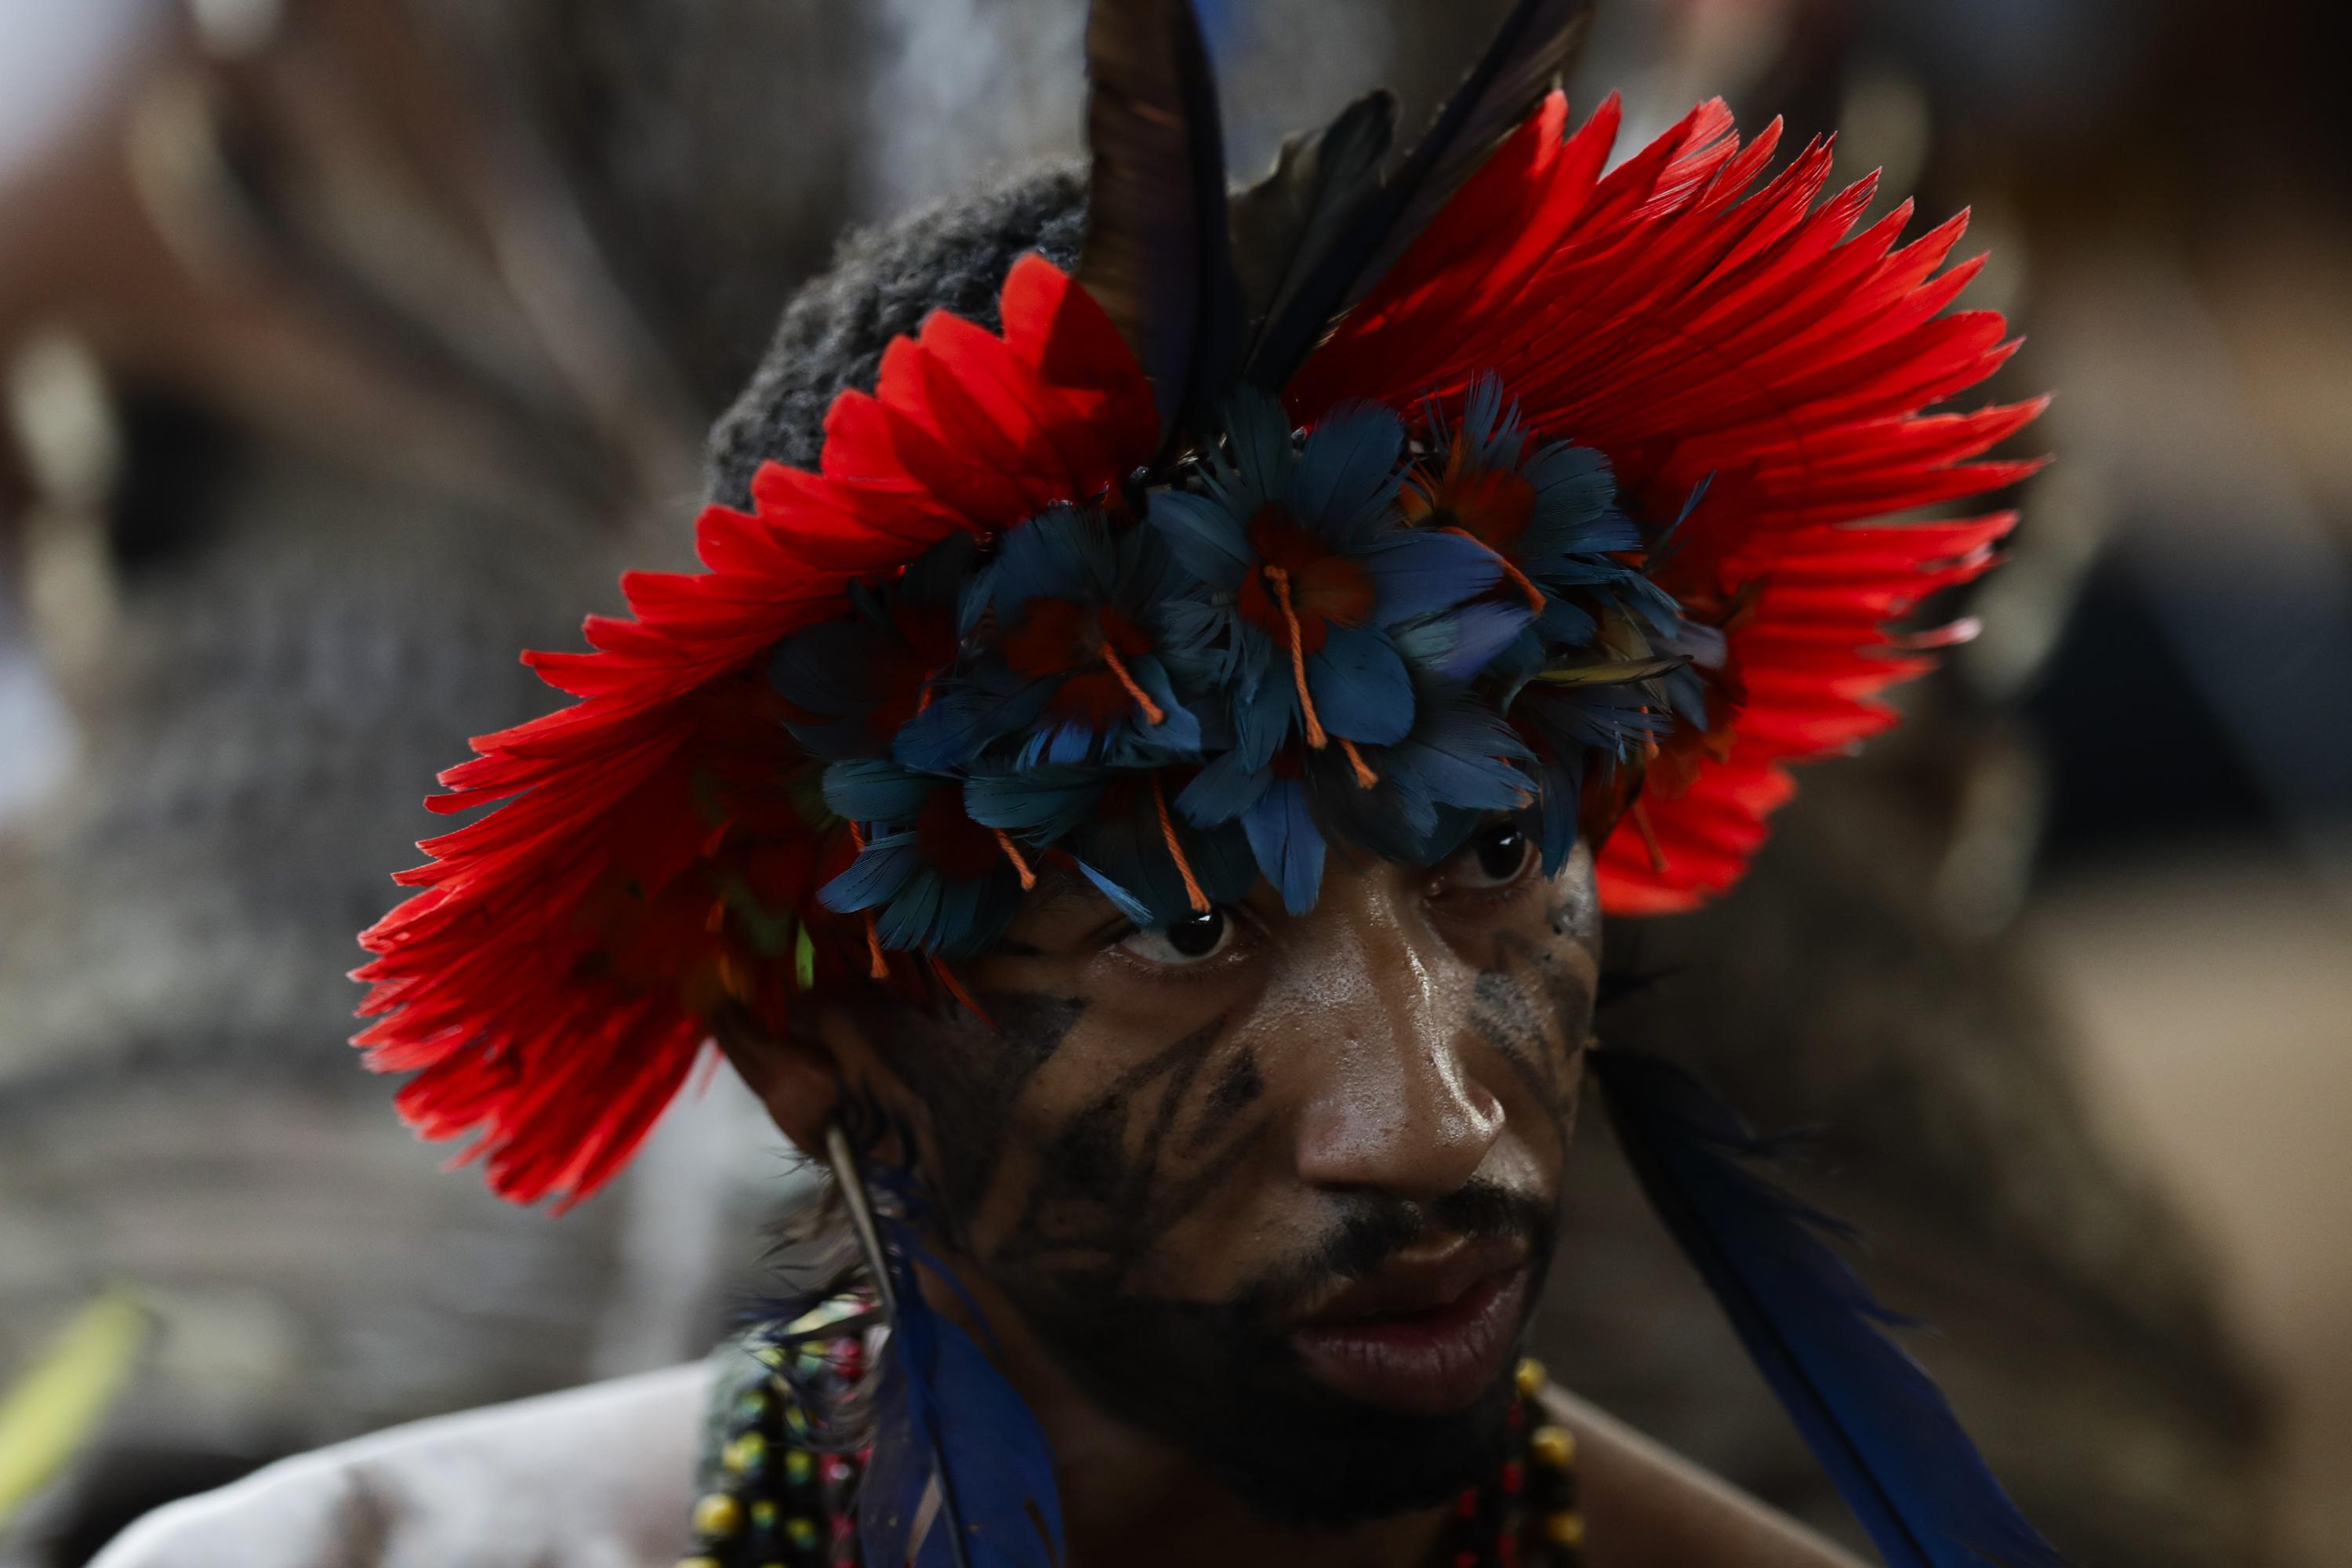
[1042,1382,1452,1568]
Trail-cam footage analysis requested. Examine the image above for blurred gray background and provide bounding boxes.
[2,2,2347,1563]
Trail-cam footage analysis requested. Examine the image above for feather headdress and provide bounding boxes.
[357,0,2053,1555]
[357,0,2036,1203]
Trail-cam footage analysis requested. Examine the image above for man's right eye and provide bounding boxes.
[1115,907,1234,966]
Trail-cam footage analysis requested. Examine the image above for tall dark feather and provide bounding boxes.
[1247,0,1594,391]
[1588,1048,2067,1568]
[1072,0,1244,454]
[1227,91,1397,385]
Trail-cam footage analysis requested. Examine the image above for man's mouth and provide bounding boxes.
[1285,1237,1530,1417]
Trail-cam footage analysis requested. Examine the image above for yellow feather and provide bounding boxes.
[0,1293,148,1530]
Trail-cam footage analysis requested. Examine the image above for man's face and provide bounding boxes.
[825,821,1599,1524]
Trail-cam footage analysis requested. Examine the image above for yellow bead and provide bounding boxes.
[786,1516,822,1550]
[1514,1358,1548,1398]
[1541,1509,1586,1548]
[1530,1424,1577,1469]
[723,1432,768,1475]
[784,1449,816,1486]
[750,1499,779,1530]
[691,1493,744,1538]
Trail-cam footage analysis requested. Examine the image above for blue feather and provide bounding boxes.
[963,765,1104,843]
[1243,778,1326,913]
[1145,490,1254,590]
[1588,1049,2065,1568]
[1307,626,1414,746]
[862,1214,1065,1568]
[818,834,921,913]
[1361,528,1501,621]
[1289,401,1404,538]
[823,759,935,826]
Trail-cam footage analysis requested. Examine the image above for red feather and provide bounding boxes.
[1289,94,2040,916]
[354,256,1158,1205]
[360,92,2042,1203]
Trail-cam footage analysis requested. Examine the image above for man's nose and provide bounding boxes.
[1287,882,1503,1203]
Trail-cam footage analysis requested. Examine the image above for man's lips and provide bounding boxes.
[1286,1238,1530,1417]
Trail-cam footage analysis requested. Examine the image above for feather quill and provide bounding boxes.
[829,1127,1066,1568]
[1246,0,1594,390]
[1588,1048,2065,1568]
[1072,0,1245,454]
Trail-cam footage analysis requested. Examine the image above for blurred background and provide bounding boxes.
[0,0,2344,1563]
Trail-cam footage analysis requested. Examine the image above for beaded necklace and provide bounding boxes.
[680,1319,1585,1568]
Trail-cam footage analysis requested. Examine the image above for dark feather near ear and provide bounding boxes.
[1073,0,1245,456]
[1227,91,1397,384]
[1246,0,1595,391]
[1590,1048,2067,1568]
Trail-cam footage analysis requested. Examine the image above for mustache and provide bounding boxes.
[1238,1179,1556,1324]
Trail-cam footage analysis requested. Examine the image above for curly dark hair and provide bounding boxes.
[705,166,1089,507]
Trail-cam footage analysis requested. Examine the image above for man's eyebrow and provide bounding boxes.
[990,866,1119,956]
[1022,865,1105,916]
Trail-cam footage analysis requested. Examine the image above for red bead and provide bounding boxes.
[1456,1489,1481,1519]
[1507,1401,1526,1429]
[1501,1461,1524,1495]
[1497,1533,1520,1567]
[1453,1554,1479,1568]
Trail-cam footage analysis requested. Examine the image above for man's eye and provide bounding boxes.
[1452,820,1534,890]
[1115,907,1234,965]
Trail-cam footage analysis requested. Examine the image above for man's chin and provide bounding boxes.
[1203,1359,1523,1529]
[1008,1273,1529,1526]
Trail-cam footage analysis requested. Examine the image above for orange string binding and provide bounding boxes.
[1262,566,1328,750]
[1149,771,1210,913]
[1097,642,1167,726]
[1629,800,1670,875]
[1441,525,1546,615]
[993,830,1038,890]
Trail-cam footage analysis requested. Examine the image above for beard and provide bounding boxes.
[986,1181,1558,1528]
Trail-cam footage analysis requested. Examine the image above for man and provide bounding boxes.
[98,2,2054,1563]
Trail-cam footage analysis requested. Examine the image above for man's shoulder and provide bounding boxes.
[92,1363,714,1568]
[1535,1386,1867,1568]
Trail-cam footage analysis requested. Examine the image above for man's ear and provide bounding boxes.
[710,1005,848,1158]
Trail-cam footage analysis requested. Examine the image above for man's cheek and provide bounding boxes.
[974,1021,1279,1295]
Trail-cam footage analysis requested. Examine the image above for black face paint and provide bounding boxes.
[862,990,1089,1239]
[865,935,1586,1529]
[997,1181,1559,1527]
[1470,929,1592,1127]
[989,1014,1268,1287]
